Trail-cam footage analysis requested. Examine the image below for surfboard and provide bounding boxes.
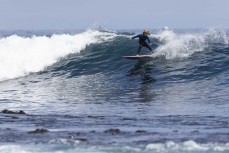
[122,55,153,60]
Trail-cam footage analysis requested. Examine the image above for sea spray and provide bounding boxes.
[152,28,229,59]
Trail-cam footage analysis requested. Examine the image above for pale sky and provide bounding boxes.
[1,0,229,30]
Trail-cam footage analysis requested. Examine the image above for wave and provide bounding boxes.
[0,30,117,81]
[0,140,229,153]
[146,140,229,152]
[0,28,228,81]
[152,28,229,59]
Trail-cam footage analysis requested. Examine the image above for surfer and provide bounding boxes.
[131,30,152,55]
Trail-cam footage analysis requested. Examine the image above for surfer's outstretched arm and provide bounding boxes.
[146,37,151,44]
[131,34,140,39]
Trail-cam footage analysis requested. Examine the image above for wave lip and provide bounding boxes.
[0,30,116,81]
[152,28,229,59]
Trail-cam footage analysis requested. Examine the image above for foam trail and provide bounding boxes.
[0,30,116,81]
[152,28,229,59]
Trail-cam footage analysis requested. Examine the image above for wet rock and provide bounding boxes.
[104,128,121,135]
[11,116,19,119]
[2,109,26,115]
[173,130,178,133]
[77,138,87,142]
[19,110,26,114]
[136,130,147,133]
[122,117,137,121]
[191,130,199,134]
[28,128,49,134]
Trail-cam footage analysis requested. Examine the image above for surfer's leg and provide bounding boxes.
[137,44,142,55]
[143,42,152,51]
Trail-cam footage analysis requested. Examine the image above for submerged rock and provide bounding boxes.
[28,128,49,134]
[135,130,147,133]
[104,128,121,135]
[2,109,26,115]
[77,138,87,142]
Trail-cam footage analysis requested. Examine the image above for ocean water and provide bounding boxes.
[0,28,229,153]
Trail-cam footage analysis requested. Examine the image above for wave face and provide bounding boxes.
[0,28,229,153]
[0,30,116,81]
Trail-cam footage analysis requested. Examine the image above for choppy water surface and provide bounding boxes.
[0,28,229,153]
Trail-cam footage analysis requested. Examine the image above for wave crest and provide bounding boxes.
[152,28,228,59]
[0,30,116,81]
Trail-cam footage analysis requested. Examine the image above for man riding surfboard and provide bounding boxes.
[131,30,152,55]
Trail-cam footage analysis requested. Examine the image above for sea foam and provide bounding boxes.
[152,28,229,59]
[0,141,229,153]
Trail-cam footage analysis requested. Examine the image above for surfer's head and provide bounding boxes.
[143,29,150,35]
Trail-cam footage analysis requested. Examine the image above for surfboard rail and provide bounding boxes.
[122,55,153,60]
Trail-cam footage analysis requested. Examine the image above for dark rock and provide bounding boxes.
[77,138,87,142]
[104,128,121,135]
[75,132,81,136]
[2,109,26,115]
[191,130,199,134]
[122,117,137,121]
[173,130,178,133]
[18,110,26,114]
[2,109,13,114]
[11,116,19,119]
[136,130,147,133]
[28,128,49,134]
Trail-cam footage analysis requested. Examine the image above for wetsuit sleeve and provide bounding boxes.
[132,34,140,39]
[146,36,151,44]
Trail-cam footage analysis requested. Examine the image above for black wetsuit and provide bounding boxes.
[132,34,152,54]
